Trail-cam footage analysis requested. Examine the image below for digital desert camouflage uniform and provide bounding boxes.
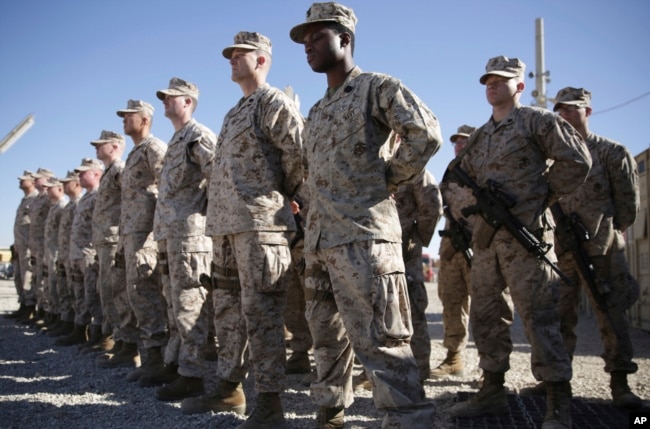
[205,58,304,399]
[56,175,81,325]
[91,133,138,345]
[436,180,475,359]
[457,98,591,384]
[394,168,442,381]
[120,131,168,352]
[42,180,67,316]
[154,115,216,380]
[27,168,54,310]
[13,174,38,307]
[433,125,477,379]
[550,87,641,407]
[291,14,442,418]
[69,159,101,329]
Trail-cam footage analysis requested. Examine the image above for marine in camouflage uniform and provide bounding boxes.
[552,87,642,409]
[7,171,38,320]
[50,171,83,336]
[290,4,442,427]
[114,99,169,377]
[394,167,442,382]
[56,158,103,347]
[89,130,139,358]
[26,168,54,321]
[432,125,477,380]
[447,57,592,429]
[9,172,38,316]
[181,33,303,427]
[153,77,216,401]
[41,178,67,326]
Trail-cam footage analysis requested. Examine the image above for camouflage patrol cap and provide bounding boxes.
[74,158,104,173]
[290,2,357,43]
[156,77,200,101]
[59,170,80,183]
[450,125,476,143]
[42,177,62,188]
[116,99,154,118]
[222,31,272,59]
[33,167,55,179]
[553,87,592,112]
[480,56,526,84]
[17,170,35,181]
[90,130,125,146]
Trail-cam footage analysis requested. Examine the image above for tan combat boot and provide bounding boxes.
[181,379,246,415]
[48,320,74,337]
[285,351,311,374]
[54,324,87,346]
[79,325,103,353]
[610,372,642,409]
[96,342,140,368]
[430,350,465,379]
[237,392,288,429]
[126,346,165,382]
[446,370,508,417]
[154,375,204,401]
[16,305,35,324]
[541,381,572,429]
[317,406,344,429]
[138,363,179,387]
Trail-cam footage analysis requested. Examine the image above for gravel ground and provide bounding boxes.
[1,278,648,428]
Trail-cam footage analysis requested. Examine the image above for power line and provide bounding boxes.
[592,91,650,116]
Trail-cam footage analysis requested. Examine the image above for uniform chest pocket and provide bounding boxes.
[219,115,253,151]
[330,106,365,148]
[497,133,541,170]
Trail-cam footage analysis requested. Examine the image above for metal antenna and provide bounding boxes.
[529,18,551,108]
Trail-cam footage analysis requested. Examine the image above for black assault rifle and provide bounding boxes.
[448,161,574,287]
[438,205,473,266]
[549,202,624,339]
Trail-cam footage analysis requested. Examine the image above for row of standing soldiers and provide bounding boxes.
[4,2,644,428]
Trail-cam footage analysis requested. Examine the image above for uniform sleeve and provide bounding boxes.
[535,114,592,204]
[608,143,639,230]
[375,77,443,191]
[262,92,304,198]
[414,170,443,247]
[188,131,216,181]
[146,141,167,185]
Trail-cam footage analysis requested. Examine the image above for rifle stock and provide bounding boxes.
[449,163,574,287]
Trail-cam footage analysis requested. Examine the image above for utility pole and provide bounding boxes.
[0,114,35,154]
[529,18,551,108]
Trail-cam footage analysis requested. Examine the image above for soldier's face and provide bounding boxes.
[556,104,589,129]
[19,179,33,191]
[484,75,520,107]
[63,181,78,196]
[453,136,468,156]
[229,48,258,83]
[302,24,343,73]
[34,177,48,192]
[163,95,186,119]
[122,112,146,136]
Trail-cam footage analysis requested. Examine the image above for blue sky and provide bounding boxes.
[1,0,649,256]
